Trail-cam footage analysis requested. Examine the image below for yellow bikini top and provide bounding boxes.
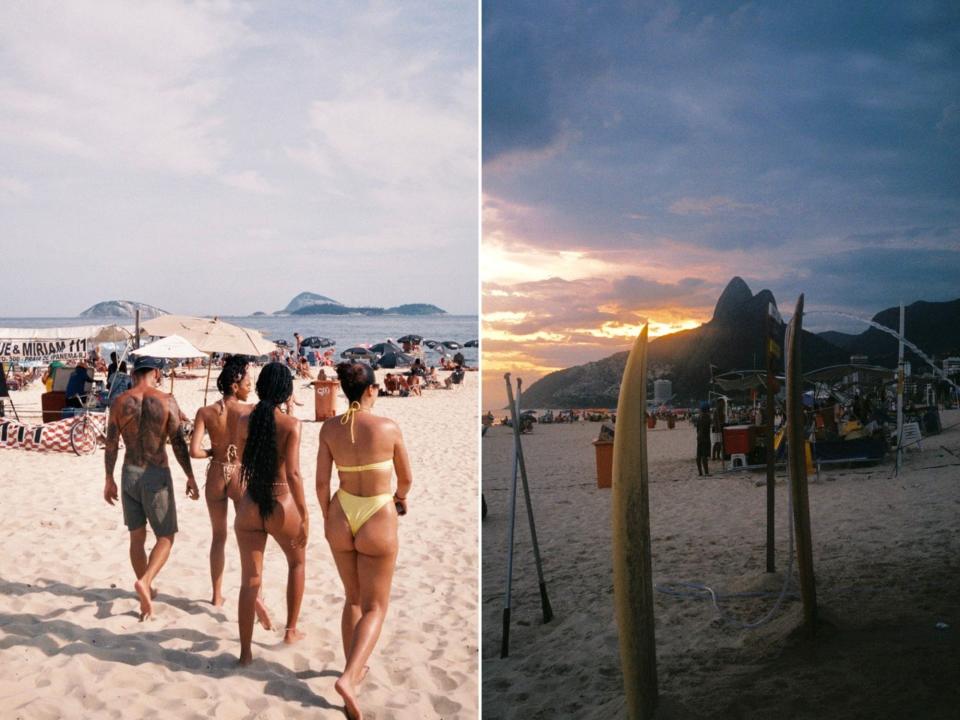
[341,401,365,444]
[337,458,393,473]
[338,401,392,472]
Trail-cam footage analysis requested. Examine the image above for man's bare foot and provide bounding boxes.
[237,653,253,667]
[134,579,153,621]
[210,594,225,608]
[255,597,273,630]
[283,627,305,644]
[334,676,362,720]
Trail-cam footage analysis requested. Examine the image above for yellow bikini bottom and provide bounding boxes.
[336,488,394,536]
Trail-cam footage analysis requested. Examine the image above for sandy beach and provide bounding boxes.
[0,368,478,719]
[481,414,960,719]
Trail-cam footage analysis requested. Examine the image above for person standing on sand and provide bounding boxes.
[103,356,200,620]
[696,402,711,476]
[317,362,413,720]
[233,362,308,665]
[188,356,272,629]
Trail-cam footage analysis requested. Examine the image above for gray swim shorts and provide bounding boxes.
[121,464,178,536]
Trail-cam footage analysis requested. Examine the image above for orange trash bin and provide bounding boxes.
[313,380,340,421]
[593,440,614,489]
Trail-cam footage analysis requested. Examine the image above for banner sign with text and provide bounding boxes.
[0,337,89,361]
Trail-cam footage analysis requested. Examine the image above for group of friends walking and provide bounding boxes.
[102,355,412,720]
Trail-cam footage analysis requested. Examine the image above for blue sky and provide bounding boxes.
[0,1,478,316]
[482,0,960,407]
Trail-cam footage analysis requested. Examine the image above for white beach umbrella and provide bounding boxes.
[131,335,207,393]
[131,334,207,359]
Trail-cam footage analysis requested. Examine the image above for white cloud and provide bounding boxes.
[0,176,30,202]
[0,0,250,176]
[220,170,279,195]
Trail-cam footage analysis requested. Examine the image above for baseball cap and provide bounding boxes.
[133,356,166,372]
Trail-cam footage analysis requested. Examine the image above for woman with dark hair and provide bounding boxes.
[189,357,271,628]
[317,361,413,719]
[232,362,308,665]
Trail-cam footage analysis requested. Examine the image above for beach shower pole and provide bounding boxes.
[500,373,522,658]
[134,310,141,350]
[512,377,553,626]
[896,302,905,473]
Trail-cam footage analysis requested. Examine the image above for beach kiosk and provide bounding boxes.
[0,323,134,422]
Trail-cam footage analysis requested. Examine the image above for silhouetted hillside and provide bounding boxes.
[522,280,960,408]
[520,278,849,408]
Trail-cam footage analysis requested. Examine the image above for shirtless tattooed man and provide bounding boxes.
[103,356,200,620]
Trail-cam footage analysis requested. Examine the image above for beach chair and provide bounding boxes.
[895,421,923,452]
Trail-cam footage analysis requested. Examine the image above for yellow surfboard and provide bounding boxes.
[612,325,658,719]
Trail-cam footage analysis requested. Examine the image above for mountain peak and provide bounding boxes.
[278,292,342,314]
[78,300,167,319]
[712,276,754,322]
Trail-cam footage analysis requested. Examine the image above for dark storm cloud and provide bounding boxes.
[483,0,960,269]
[765,247,960,314]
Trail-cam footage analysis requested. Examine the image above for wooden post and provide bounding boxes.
[785,295,817,634]
[612,325,658,719]
[500,373,521,658]
[134,309,141,350]
[514,378,553,625]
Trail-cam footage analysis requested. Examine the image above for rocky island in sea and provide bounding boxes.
[276,292,446,317]
[78,300,168,319]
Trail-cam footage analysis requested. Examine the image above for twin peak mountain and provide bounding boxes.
[518,277,960,408]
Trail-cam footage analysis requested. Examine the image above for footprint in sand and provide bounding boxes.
[429,666,459,691]
[429,694,461,716]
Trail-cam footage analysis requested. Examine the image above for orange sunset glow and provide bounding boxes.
[482,226,718,409]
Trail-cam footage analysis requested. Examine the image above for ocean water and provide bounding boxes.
[0,315,479,365]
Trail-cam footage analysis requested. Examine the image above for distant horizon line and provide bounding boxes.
[0,312,480,320]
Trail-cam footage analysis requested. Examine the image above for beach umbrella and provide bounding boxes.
[464,339,478,348]
[378,351,414,369]
[369,341,403,355]
[90,324,136,343]
[274,339,290,347]
[423,340,439,349]
[397,334,422,345]
[141,315,276,356]
[141,315,276,402]
[131,335,206,392]
[131,335,206,359]
[441,341,461,350]
[341,347,376,360]
[301,336,335,348]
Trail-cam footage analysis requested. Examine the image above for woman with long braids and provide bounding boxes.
[316,362,413,720]
[190,356,273,627]
[233,362,308,665]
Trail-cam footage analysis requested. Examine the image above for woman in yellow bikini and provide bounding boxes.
[190,357,272,628]
[317,362,412,720]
